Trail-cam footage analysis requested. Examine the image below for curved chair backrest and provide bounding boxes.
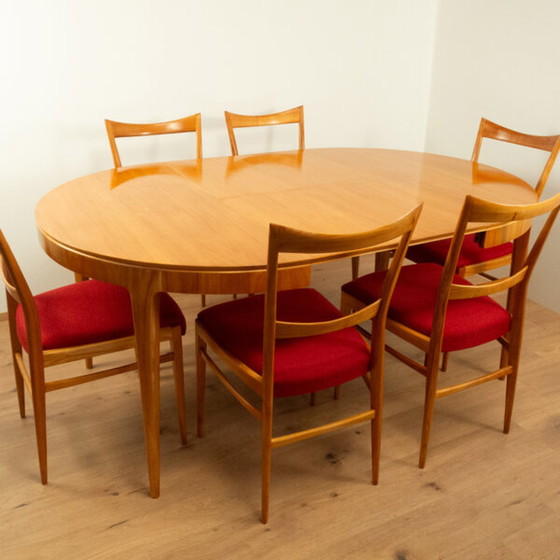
[105,113,202,167]
[472,118,560,197]
[224,106,304,156]
[433,191,560,353]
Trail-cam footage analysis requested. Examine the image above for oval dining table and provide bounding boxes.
[34,147,537,498]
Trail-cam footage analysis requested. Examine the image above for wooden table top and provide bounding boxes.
[36,148,536,275]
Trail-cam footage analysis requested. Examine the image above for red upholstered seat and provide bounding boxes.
[341,262,511,353]
[16,279,187,352]
[406,234,513,270]
[197,288,370,397]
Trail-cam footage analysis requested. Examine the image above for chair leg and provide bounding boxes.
[351,256,360,280]
[261,411,273,524]
[8,318,26,418]
[371,378,382,485]
[371,414,381,485]
[333,386,340,400]
[31,380,48,485]
[200,294,206,307]
[13,361,26,418]
[503,370,518,434]
[309,392,316,406]
[171,328,187,445]
[196,333,207,438]
[498,340,510,380]
[74,276,95,368]
[419,361,440,469]
[441,352,449,372]
[375,250,391,271]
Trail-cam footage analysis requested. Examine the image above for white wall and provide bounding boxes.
[0,0,437,312]
[425,0,560,311]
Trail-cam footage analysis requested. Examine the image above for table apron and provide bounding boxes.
[39,236,311,294]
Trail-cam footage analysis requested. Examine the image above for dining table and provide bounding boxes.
[34,147,538,497]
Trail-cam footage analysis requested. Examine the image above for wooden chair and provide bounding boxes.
[195,204,422,523]
[105,113,207,306]
[224,106,304,156]
[407,118,560,278]
[0,230,187,485]
[341,191,560,469]
[105,113,202,168]
[407,118,560,371]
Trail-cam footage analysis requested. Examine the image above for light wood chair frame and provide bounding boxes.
[460,117,560,277]
[196,204,422,523]
[342,192,560,469]
[0,230,186,485]
[105,113,202,168]
[104,113,206,306]
[224,106,305,156]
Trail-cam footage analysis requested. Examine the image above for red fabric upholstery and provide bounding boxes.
[406,234,513,269]
[342,263,511,352]
[197,288,370,397]
[16,280,186,352]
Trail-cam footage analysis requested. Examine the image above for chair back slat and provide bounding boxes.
[449,268,528,300]
[276,300,382,339]
[225,106,305,156]
[105,113,202,167]
[472,118,560,197]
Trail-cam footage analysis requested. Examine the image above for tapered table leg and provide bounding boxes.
[129,278,162,498]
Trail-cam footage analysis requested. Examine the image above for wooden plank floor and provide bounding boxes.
[1,259,560,559]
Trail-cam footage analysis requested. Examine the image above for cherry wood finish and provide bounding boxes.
[224,106,304,156]
[34,148,537,497]
[342,191,560,468]
[105,113,202,168]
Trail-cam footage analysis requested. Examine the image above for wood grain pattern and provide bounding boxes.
[36,149,536,276]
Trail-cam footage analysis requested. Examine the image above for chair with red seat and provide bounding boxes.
[407,118,560,278]
[341,191,560,468]
[195,204,422,523]
[0,229,187,485]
